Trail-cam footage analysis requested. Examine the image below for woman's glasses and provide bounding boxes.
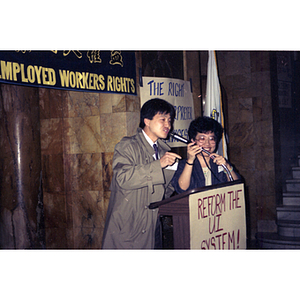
[194,135,216,144]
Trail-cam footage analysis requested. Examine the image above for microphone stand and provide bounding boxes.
[170,132,234,182]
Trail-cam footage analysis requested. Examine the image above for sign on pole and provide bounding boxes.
[140,76,195,148]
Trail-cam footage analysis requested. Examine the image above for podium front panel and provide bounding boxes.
[158,196,190,249]
[154,181,246,250]
[189,183,246,249]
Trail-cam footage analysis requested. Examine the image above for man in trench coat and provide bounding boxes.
[102,98,181,249]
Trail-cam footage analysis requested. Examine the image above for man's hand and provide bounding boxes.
[159,152,182,169]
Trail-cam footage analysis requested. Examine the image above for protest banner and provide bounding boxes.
[0,51,136,95]
[189,183,246,250]
[140,76,195,147]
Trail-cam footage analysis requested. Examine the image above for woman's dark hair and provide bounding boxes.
[188,116,223,150]
[139,98,175,129]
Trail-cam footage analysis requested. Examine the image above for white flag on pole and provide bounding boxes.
[204,50,228,159]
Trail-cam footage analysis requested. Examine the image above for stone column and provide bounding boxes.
[0,84,45,249]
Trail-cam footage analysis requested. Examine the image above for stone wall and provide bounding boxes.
[39,89,140,248]
[0,85,43,248]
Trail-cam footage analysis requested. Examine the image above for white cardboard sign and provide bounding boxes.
[189,183,246,250]
[140,76,195,147]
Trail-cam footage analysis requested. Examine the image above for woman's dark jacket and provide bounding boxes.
[171,157,240,194]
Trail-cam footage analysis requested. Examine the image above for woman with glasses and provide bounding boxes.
[171,116,240,193]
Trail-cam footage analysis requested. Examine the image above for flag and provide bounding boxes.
[204,50,228,159]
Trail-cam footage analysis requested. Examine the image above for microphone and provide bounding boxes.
[170,132,234,181]
[169,132,191,144]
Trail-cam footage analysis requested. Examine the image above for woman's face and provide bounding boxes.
[192,131,217,156]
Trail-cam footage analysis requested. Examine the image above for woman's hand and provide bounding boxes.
[209,153,228,167]
[209,153,239,181]
[177,142,201,191]
[186,142,202,164]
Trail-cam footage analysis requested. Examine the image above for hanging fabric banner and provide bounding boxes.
[0,50,136,95]
[140,76,195,148]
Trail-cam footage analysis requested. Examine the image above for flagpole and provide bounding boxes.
[199,52,203,116]
[213,51,226,158]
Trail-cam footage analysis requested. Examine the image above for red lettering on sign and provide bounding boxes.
[200,229,240,250]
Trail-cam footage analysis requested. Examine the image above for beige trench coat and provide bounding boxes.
[102,128,176,249]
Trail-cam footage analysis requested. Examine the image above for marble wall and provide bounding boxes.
[0,85,44,248]
[39,89,140,248]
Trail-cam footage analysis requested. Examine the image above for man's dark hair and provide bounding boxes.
[139,98,176,129]
[188,116,223,150]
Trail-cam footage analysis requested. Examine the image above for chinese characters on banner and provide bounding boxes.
[140,76,195,148]
[0,50,136,95]
[189,183,246,250]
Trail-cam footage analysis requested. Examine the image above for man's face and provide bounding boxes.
[144,112,172,142]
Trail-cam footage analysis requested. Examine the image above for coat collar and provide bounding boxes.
[136,127,171,156]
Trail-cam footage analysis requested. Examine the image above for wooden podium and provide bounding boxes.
[149,180,246,250]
